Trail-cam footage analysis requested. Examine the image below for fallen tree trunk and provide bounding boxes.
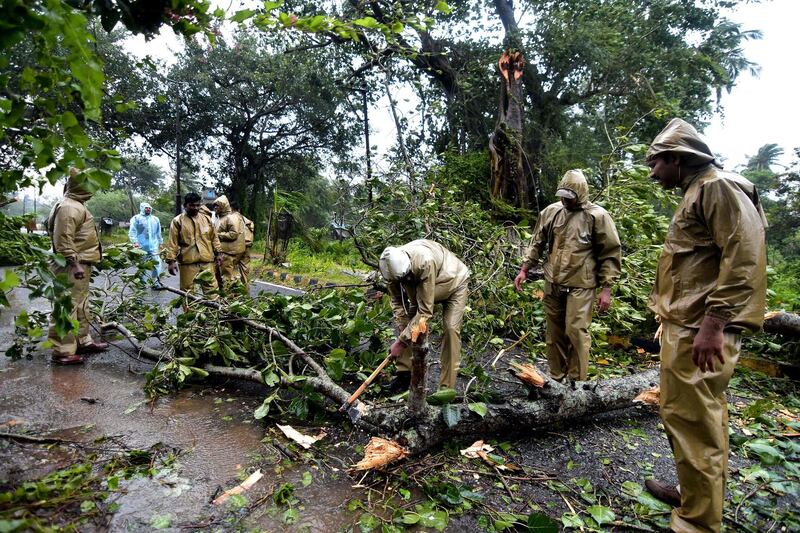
[105,290,660,454]
[764,311,800,337]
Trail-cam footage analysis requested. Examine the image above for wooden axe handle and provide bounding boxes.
[344,354,393,406]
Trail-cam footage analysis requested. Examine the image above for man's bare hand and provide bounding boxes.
[513,267,528,292]
[693,315,726,372]
[69,262,86,280]
[389,339,407,360]
[167,261,178,276]
[597,287,612,314]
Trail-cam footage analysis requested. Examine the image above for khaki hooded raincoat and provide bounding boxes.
[47,173,102,355]
[387,240,470,389]
[522,170,621,288]
[213,195,248,286]
[521,170,621,381]
[647,118,767,533]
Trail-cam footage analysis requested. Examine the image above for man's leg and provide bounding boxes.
[542,281,569,380]
[439,283,468,390]
[48,265,82,358]
[178,263,199,292]
[219,253,237,288]
[564,287,595,381]
[660,321,740,533]
[240,250,250,285]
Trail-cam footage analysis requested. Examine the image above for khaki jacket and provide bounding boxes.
[243,215,254,248]
[647,118,768,332]
[387,240,470,343]
[522,170,621,289]
[214,196,246,255]
[165,211,221,265]
[48,176,101,264]
[649,166,767,331]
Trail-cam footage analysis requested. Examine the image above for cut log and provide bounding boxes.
[763,311,800,337]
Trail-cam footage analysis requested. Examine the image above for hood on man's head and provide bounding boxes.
[646,118,719,167]
[64,170,93,203]
[214,195,231,216]
[379,246,411,282]
[556,169,589,204]
[139,202,153,215]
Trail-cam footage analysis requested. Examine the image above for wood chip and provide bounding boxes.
[212,470,263,505]
[353,437,408,470]
[411,318,428,343]
[276,424,326,449]
[633,387,660,406]
[510,362,545,388]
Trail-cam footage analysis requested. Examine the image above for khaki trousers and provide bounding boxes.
[240,248,251,286]
[541,282,595,380]
[660,320,740,533]
[395,282,469,389]
[48,265,94,356]
[179,262,218,295]
[218,252,247,288]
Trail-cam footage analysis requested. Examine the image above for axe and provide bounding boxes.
[339,353,393,421]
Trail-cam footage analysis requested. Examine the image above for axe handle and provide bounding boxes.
[344,354,393,406]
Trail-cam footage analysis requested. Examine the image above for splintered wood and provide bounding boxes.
[411,318,428,343]
[510,362,545,388]
[212,470,263,505]
[353,437,408,470]
[633,387,660,406]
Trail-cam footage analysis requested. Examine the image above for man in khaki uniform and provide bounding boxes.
[165,192,223,295]
[645,119,767,533]
[514,169,621,381]
[47,169,108,364]
[379,240,470,392]
[213,195,247,289]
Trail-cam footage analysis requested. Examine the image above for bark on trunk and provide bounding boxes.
[489,51,530,210]
[763,312,800,337]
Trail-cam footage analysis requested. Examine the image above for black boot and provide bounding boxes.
[383,371,411,394]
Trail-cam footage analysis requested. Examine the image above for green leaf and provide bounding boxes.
[80,500,96,513]
[426,388,456,405]
[746,440,785,465]
[434,1,452,14]
[467,402,487,417]
[254,396,272,419]
[230,9,256,23]
[273,483,295,505]
[150,515,171,529]
[358,512,379,531]
[283,508,299,524]
[302,471,312,487]
[441,404,461,427]
[262,370,280,387]
[527,512,559,532]
[0,270,19,292]
[560,512,584,529]
[586,505,615,525]
[353,17,380,29]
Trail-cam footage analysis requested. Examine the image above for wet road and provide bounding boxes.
[0,269,356,532]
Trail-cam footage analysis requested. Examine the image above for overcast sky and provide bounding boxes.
[704,0,799,170]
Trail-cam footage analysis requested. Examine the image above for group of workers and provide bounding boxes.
[376,119,767,533]
[46,118,766,533]
[126,192,254,293]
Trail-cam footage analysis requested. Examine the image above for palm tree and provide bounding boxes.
[747,143,784,171]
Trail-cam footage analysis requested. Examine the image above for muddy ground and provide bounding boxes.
[0,273,796,532]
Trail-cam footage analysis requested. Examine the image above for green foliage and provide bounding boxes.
[0,214,49,266]
[0,443,177,532]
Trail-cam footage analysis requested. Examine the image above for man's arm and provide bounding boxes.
[694,180,766,370]
[398,260,435,343]
[593,211,622,313]
[164,218,180,263]
[216,216,241,242]
[52,204,80,264]
[128,216,138,245]
[515,208,551,290]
